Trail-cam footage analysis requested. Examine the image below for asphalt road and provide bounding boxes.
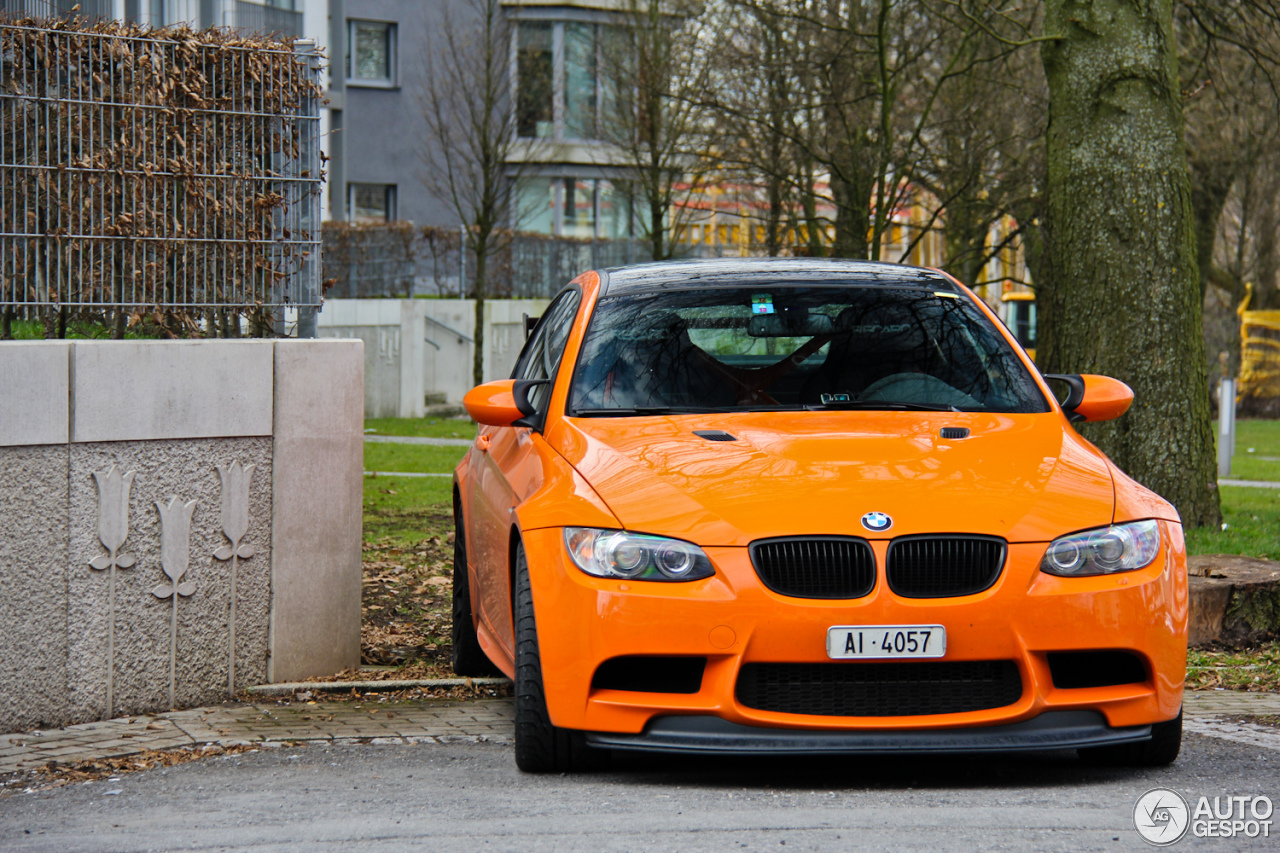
[2,733,1277,852]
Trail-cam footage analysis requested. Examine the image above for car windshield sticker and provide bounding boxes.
[751,294,775,315]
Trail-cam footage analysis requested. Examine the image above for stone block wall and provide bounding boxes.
[0,340,364,731]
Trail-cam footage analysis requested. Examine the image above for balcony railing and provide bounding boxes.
[0,0,114,18]
[230,0,301,38]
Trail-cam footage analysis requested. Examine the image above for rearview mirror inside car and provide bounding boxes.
[747,311,834,338]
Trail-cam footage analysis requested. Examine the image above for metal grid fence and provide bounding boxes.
[323,223,653,300]
[0,20,322,312]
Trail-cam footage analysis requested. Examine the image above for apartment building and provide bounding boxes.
[330,0,634,237]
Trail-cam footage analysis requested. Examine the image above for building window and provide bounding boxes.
[349,184,397,223]
[516,177,633,238]
[516,21,618,142]
[348,20,396,86]
[598,180,633,239]
[563,23,597,140]
[517,23,554,139]
[562,178,596,238]
[518,177,555,234]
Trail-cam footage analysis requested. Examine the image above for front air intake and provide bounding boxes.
[591,656,706,694]
[1047,651,1147,689]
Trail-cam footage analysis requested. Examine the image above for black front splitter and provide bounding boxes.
[585,711,1151,755]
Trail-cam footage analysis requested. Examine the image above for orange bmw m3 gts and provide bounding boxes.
[452,259,1187,773]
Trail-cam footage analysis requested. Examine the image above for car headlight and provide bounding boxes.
[1039,520,1162,577]
[564,528,714,581]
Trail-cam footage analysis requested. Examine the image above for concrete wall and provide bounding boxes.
[0,340,364,731]
[318,298,551,415]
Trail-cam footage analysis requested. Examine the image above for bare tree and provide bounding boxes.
[420,0,524,386]
[900,3,1045,287]
[602,0,718,261]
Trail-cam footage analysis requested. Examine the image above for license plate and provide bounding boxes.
[826,625,946,659]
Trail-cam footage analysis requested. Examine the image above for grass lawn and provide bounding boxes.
[359,430,464,673]
[1227,418,1280,483]
[1188,418,1280,558]
[1185,486,1280,560]
[364,442,469,475]
[1187,642,1280,692]
[364,416,477,440]
[6,318,161,340]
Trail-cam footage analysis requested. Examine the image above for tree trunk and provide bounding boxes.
[1041,0,1220,527]
[1188,158,1234,300]
[649,196,666,261]
[942,203,985,289]
[830,171,871,260]
[472,235,487,388]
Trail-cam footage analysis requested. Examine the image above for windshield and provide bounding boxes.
[568,286,1049,415]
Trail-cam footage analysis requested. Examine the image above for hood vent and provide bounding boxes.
[694,430,737,442]
[939,427,970,439]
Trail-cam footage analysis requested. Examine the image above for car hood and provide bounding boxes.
[548,411,1115,546]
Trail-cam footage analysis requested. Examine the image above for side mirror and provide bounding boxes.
[462,378,550,428]
[1045,374,1133,423]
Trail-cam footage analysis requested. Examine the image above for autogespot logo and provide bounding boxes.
[861,512,892,532]
[1134,788,1191,846]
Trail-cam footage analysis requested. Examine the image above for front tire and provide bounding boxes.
[1079,710,1182,766]
[513,541,606,773]
[450,503,500,677]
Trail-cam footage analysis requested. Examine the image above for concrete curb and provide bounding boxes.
[246,677,511,695]
[363,435,472,447]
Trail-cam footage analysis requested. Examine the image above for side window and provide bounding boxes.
[513,291,582,413]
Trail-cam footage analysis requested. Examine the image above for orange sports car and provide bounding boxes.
[452,259,1187,773]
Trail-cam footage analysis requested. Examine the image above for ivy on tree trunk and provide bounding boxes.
[1040,0,1220,528]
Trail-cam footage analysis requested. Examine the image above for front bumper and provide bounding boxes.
[521,523,1188,737]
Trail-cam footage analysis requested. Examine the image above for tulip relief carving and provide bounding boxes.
[152,497,197,710]
[90,465,136,719]
[215,462,255,693]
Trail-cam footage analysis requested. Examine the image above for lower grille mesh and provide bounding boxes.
[736,660,1023,717]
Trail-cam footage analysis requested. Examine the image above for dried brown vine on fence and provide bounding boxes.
[0,18,322,332]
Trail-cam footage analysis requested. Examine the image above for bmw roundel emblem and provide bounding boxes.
[861,512,893,532]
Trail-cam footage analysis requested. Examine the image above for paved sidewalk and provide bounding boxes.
[3,692,1278,777]
[1,698,513,776]
[1219,478,1280,489]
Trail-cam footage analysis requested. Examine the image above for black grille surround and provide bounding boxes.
[736,661,1023,717]
[749,536,876,599]
[886,535,1007,598]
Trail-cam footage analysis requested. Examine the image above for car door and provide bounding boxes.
[468,290,583,657]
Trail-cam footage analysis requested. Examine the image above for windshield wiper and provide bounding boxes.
[805,400,962,413]
[570,406,724,417]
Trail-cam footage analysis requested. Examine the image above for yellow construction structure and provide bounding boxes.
[1239,284,1280,407]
